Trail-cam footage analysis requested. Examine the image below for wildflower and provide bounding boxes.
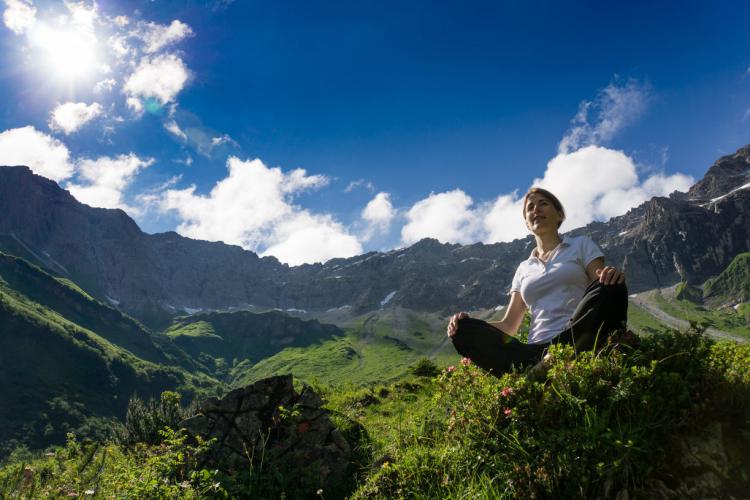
[461,357,472,366]
[500,387,513,397]
[447,365,456,373]
[503,407,513,417]
[84,490,95,496]
[317,489,324,496]
[298,421,311,433]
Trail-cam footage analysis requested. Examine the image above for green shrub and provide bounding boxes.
[117,391,194,446]
[355,330,750,498]
[409,357,440,377]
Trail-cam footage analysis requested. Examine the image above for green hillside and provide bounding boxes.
[231,308,456,387]
[164,310,345,379]
[704,252,750,303]
[0,255,219,456]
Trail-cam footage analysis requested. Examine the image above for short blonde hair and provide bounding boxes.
[523,187,565,228]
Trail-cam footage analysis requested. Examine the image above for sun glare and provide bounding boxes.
[31,22,101,82]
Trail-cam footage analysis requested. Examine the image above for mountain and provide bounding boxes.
[0,252,218,454]
[1,144,749,325]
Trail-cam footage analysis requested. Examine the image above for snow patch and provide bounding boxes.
[618,231,628,236]
[710,181,750,203]
[380,290,397,307]
[494,304,505,311]
[678,230,687,241]
[285,308,307,313]
[326,305,352,312]
[183,307,201,314]
[105,295,120,306]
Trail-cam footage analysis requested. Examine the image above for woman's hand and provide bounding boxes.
[596,266,625,285]
[447,312,469,337]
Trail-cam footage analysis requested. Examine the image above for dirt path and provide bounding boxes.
[630,291,746,343]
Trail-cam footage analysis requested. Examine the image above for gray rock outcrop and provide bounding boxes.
[180,375,351,491]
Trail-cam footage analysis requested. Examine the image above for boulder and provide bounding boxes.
[180,375,351,491]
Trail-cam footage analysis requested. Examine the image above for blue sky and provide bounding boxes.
[1,0,749,264]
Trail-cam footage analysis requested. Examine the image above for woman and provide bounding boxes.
[446,187,628,375]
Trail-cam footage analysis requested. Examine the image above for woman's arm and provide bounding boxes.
[446,292,527,337]
[586,257,625,285]
[487,291,527,335]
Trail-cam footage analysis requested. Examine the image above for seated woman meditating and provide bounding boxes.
[447,187,628,375]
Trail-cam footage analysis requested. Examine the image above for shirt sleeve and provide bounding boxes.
[579,236,605,268]
[509,263,524,295]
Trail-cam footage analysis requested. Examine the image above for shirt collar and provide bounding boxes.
[528,235,570,260]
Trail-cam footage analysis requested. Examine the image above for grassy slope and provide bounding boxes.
[0,256,219,455]
[652,292,750,340]
[704,252,750,303]
[231,308,455,387]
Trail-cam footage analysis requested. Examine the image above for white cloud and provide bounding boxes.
[3,0,36,34]
[94,78,116,93]
[345,179,375,193]
[558,79,650,154]
[262,213,362,266]
[157,156,358,265]
[361,192,395,241]
[139,19,193,53]
[66,153,153,212]
[210,134,238,148]
[64,1,97,32]
[123,54,189,105]
[0,126,73,181]
[164,120,187,141]
[401,190,479,245]
[482,192,526,243]
[126,97,143,113]
[49,101,103,134]
[112,15,128,27]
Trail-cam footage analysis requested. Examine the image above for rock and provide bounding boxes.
[180,375,351,491]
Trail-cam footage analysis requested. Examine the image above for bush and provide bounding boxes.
[117,391,193,446]
[355,330,750,498]
[409,357,440,377]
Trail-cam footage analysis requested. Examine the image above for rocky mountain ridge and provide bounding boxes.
[1,144,749,325]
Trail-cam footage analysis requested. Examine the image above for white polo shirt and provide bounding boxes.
[510,235,603,344]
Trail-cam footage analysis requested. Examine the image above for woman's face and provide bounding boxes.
[524,193,563,234]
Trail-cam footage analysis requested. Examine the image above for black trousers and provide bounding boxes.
[451,281,628,376]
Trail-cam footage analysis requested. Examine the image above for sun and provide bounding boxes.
[30,22,101,83]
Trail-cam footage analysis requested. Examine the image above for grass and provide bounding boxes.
[653,292,750,340]
[3,328,749,499]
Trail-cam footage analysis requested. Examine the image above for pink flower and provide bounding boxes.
[447,365,456,373]
[461,357,472,366]
[500,387,513,397]
[503,407,513,417]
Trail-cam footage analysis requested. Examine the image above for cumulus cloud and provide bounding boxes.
[157,156,359,265]
[532,145,694,231]
[139,19,193,53]
[482,192,526,243]
[66,154,153,212]
[361,192,395,241]
[123,54,189,105]
[401,190,480,245]
[49,101,103,134]
[2,0,35,34]
[558,79,650,154]
[0,126,73,181]
[400,79,693,246]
